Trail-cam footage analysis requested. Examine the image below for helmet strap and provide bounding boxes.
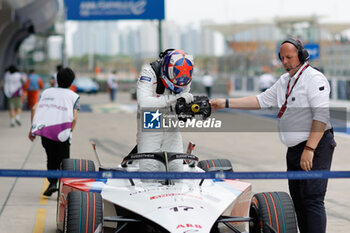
[150,59,165,94]
[156,74,165,95]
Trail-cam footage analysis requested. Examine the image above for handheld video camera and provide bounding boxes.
[175,96,211,122]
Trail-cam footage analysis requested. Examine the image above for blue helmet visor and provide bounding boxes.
[162,76,185,93]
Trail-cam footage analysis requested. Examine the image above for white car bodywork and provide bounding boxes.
[58,157,252,233]
[101,173,251,232]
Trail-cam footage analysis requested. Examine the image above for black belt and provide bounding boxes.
[288,128,333,150]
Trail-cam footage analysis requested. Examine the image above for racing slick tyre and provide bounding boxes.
[198,159,233,172]
[57,159,96,232]
[249,192,297,233]
[61,158,96,171]
[63,191,103,233]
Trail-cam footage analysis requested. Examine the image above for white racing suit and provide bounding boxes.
[137,64,193,172]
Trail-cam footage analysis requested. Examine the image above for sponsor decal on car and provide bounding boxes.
[169,206,194,212]
[150,193,203,200]
[129,186,182,196]
[176,223,202,229]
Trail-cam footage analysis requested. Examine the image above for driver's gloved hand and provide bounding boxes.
[176,92,193,104]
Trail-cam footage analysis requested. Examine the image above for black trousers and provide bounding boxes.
[41,136,70,186]
[287,130,336,233]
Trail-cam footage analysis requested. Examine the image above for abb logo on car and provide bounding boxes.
[176,223,202,229]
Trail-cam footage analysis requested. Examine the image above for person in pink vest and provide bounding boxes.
[28,67,80,196]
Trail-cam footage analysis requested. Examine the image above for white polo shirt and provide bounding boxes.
[257,63,331,147]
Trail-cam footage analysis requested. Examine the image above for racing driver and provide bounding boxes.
[136,49,194,172]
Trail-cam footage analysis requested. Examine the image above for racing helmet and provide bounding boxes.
[161,49,194,93]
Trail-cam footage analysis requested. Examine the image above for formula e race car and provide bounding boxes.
[56,143,297,233]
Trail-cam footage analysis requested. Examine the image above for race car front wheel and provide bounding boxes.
[249,192,297,233]
[63,191,103,233]
[58,159,96,232]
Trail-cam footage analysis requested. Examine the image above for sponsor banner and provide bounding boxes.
[64,0,165,20]
[141,107,347,132]
[304,43,320,60]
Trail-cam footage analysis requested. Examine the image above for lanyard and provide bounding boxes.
[277,64,309,118]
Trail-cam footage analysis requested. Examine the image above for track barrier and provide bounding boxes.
[0,169,350,180]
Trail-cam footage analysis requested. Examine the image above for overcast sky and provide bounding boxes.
[166,0,350,25]
[59,0,350,58]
